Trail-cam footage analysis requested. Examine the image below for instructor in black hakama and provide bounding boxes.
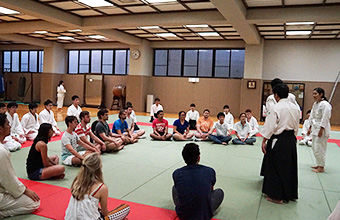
[260,84,300,204]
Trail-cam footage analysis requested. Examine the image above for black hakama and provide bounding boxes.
[262,130,298,201]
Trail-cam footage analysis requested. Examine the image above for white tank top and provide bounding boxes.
[64,183,104,220]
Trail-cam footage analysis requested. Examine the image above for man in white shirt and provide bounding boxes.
[299,110,312,146]
[3,103,25,151]
[186,103,200,130]
[150,98,163,123]
[39,99,61,136]
[126,106,145,138]
[67,95,82,122]
[21,103,40,141]
[265,78,300,114]
[5,102,26,144]
[245,109,260,137]
[0,113,40,218]
[126,102,140,131]
[208,112,231,145]
[260,84,300,204]
[223,105,234,131]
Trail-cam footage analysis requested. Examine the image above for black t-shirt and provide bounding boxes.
[26,141,45,174]
[173,164,216,220]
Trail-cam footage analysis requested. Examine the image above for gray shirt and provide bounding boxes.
[95,121,110,142]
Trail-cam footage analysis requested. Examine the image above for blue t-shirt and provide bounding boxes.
[173,119,189,134]
[173,164,216,220]
[112,119,128,134]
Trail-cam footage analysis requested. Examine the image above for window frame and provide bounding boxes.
[153,48,245,79]
[67,49,130,75]
[2,50,44,73]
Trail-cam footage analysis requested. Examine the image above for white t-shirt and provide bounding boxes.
[234,121,251,139]
[126,115,134,130]
[213,121,229,136]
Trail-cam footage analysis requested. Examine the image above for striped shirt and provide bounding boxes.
[75,123,91,138]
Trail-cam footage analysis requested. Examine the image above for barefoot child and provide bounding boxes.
[65,153,130,220]
[26,123,65,180]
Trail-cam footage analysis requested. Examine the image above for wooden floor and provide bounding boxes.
[11,103,340,131]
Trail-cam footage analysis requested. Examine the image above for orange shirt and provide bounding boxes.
[197,117,214,132]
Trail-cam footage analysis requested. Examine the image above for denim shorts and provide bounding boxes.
[28,168,43,180]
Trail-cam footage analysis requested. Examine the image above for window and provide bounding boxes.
[153,49,245,78]
[168,50,182,76]
[2,50,44,73]
[215,50,230,78]
[67,49,129,75]
[20,51,29,72]
[79,50,90,74]
[3,51,11,72]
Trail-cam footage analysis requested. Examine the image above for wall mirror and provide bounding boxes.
[84,74,103,107]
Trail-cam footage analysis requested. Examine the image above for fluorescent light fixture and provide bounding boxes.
[286,22,314,26]
[144,0,177,3]
[197,32,219,37]
[57,36,74,40]
[156,33,176,37]
[77,0,113,7]
[140,26,160,29]
[0,6,20,14]
[68,29,82,32]
[34,31,48,34]
[88,35,106,39]
[185,24,209,28]
[286,31,311,35]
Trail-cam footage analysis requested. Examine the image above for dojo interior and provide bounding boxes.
[1,0,340,219]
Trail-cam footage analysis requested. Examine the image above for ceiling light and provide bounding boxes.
[77,0,114,7]
[68,29,82,32]
[88,35,106,39]
[286,22,314,26]
[58,36,74,40]
[34,31,48,34]
[197,32,219,37]
[185,24,209,28]
[0,6,20,15]
[286,31,311,35]
[140,26,160,29]
[143,0,177,3]
[156,33,176,37]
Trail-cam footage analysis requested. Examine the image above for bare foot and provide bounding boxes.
[266,197,283,204]
[222,142,227,145]
[311,166,319,169]
[312,167,324,173]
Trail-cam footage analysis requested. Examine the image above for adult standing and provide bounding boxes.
[261,84,300,204]
[308,87,332,173]
[0,113,40,218]
[57,81,66,112]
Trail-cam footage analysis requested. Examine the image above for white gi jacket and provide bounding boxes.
[67,104,82,121]
[261,98,300,139]
[5,112,24,136]
[39,109,57,127]
[21,112,39,134]
[309,100,332,138]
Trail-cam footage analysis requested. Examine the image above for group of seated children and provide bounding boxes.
[149,104,259,145]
